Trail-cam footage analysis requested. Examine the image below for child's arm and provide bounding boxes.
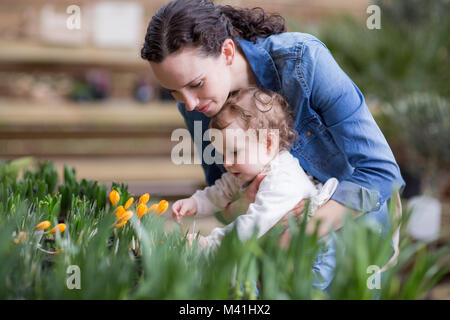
[172,172,241,221]
[172,198,198,223]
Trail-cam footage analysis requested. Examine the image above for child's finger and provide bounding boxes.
[172,202,183,222]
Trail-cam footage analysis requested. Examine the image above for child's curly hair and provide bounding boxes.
[210,87,298,151]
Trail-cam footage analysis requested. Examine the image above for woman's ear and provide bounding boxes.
[222,38,235,66]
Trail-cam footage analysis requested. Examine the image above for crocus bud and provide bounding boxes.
[35,220,51,231]
[13,231,27,244]
[137,203,148,219]
[124,197,134,210]
[109,190,120,206]
[139,193,150,205]
[49,223,66,234]
[156,200,169,216]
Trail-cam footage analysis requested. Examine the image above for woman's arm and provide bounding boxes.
[302,40,404,212]
[279,199,362,248]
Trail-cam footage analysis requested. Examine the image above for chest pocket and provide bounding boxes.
[292,115,350,175]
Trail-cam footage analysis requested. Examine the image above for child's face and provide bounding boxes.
[212,122,278,183]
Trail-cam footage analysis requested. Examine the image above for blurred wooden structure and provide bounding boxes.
[0,99,205,198]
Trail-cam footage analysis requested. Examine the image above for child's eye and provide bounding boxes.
[190,81,203,89]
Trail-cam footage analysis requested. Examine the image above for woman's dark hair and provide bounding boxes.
[141,0,286,63]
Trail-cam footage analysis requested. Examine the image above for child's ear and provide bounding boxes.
[266,130,280,156]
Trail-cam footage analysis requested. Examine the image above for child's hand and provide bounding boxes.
[186,233,208,249]
[172,198,198,223]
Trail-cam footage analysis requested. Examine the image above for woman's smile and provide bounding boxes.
[196,102,211,113]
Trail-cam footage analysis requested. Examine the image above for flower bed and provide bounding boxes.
[0,158,448,299]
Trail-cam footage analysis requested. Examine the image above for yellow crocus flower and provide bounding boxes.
[137,203,148,219]
[115,210,133,228]
[109,190,120,206]
[156,200,169,216]
[124,197,134,210]
[115,205,126,220]
[35,220,51,231]
[13,231,27,244]
[49,223,66,234]
[139,193,150,205]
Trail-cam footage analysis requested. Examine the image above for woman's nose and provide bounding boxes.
[182,92,199,111]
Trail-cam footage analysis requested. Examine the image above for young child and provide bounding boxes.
[172,87,339,250]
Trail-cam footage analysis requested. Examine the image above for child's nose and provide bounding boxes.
[223,159,234,170]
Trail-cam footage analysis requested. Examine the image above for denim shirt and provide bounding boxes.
[177,32,405,214]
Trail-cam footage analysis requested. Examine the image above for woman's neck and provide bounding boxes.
[230,47,257,91]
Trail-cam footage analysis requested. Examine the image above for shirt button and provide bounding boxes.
[307,131,311,136]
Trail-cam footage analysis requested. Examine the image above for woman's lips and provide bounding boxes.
[232,172,240,178]
[197,103,211,113]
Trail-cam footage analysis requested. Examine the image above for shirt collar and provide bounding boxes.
[236,38,282,93]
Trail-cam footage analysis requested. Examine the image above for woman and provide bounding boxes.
[141,0,404,291]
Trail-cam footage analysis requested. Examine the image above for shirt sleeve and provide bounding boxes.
[302,40,405,211]
[191,172,241,217]
[204,170,313,249]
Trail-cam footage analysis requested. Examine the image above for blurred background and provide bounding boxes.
[0,0,449,297]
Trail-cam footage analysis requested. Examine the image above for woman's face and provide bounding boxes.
[150,46,232,117]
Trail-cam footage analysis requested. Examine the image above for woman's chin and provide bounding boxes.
[204,105,220,117]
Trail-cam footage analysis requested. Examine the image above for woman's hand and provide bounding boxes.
[280,199,306,227]
[278,199,306,248]
[172,198,198,223]
[243,172,268,206]
[279,199,355,248]
[223,173,268,222]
